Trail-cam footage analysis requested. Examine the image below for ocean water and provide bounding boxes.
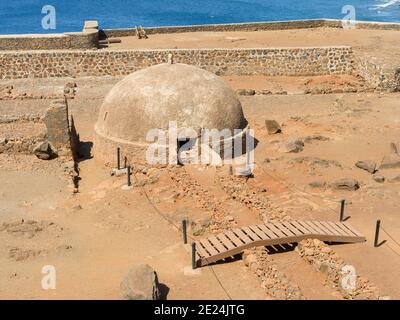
[0,0,399,35]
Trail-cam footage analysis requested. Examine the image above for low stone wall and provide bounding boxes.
[0,30,98,51]
[103,19,327,38]
[103,19,400,38]
[356,57,400,92]
[0,46,354,79]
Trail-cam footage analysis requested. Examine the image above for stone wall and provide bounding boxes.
[103,19,327,38]
[103,19,400,38]
[0,30,98,51]
[356,56,400,92]
[0,46,354,79]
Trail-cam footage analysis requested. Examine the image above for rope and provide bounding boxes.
[381,226,400,249]
[256,164,341,215]
[130,167,233,300]
[257,162,400,259]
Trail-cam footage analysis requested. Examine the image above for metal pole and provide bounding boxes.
[124,156,127,169]
[182,220,187,244]
[340,199,345,222]
[374,220,381,248]
[127,165,131,187]
[117,147,121,170]
[192,242,196,270]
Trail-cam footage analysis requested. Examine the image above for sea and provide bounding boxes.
[0,0,399,35]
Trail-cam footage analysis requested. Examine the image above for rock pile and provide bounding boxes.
[296,239,381,300]
[218,174,288,222]
[243,248,304,300]
[168,167,236,232]
[0,219,62,239]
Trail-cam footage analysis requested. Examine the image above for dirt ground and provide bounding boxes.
[1,70,400,299]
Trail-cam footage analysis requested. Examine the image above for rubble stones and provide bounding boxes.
[296,239,380,300]
[280,138,304,153]
[243,248,304,300]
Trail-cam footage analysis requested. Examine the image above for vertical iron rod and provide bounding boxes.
[182,220,187,244]
[192,242,196,270]
[340,199,345,222]
[117,147,121,170]
[127,165,131,187]
[374,220,381,248]
[124,156,127,169]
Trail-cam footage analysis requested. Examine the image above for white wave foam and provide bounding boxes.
[374,0,400,8]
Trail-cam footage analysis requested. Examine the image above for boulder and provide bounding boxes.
[33,141,56,160]
[329,178,360,191]
[390,142,399,155]
[236,89,255,96]
[308,181,326,188]
[379,153,400,169]
[120,264,161,300]
[372,173,385,183]
[280,138,304,153]
[0,138,6,153]
[355,160,376,174]
[265,120,281,134]
[387,174,400,183]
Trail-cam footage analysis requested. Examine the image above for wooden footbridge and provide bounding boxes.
[193,220,365,268]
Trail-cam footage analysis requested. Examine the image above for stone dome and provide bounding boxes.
[94,62,248,164]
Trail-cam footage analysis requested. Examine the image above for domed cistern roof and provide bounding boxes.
[94,61,248,165]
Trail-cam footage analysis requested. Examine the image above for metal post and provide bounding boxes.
[192,242,196,270]
[117,147,121,170]
[127,165,131,187]
[340,199,345,222]
[374,220,381,248]
[124,156,127,169]
[182,220,187,244]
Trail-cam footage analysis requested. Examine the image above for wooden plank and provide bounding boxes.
[196,241,211,258]
[257,224,279,239]
[290,220,311,235]
[307,221,328,235]
[274,222,296,237]
[326,221,348,236]
[342,222,363,237]
[200,239,219,256]
[313,221,337,236]
[267,223,287,238]
[225,231,246,247]
[242,226,262,241]
[208,236,227,253]
[298,220,321,235]
[249,225,270,240]
[217,233,236,250]
[332,222,355,237]
[232,228,253,244]
[281,221,303,236]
